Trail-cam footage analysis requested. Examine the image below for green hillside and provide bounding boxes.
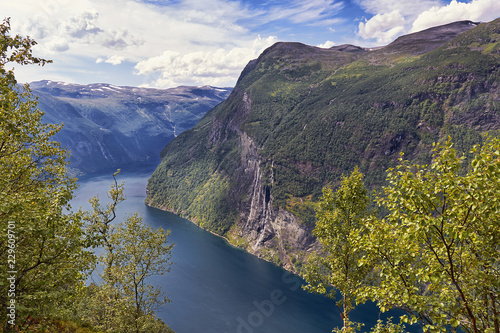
[146,19,500,269]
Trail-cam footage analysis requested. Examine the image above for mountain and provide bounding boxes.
[32,80,231,175]
[146,19,500,271]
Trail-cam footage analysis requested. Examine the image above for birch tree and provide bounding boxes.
[303,167,374,332]
[83,177,174,333]
[361,138,500,333]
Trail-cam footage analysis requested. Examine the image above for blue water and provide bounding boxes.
[72,171,419,333]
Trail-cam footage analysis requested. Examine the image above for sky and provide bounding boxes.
[2,0,499,88]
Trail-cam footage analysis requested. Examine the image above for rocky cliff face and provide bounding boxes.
[147,19,500,272]
[229,127,317,269]
[216,91,319,269]
[32,80,231,175]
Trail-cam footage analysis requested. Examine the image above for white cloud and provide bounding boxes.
[45,37,70,53]
[135,35,278,87]
[105,55,125,65]
[9,4,145,57]
[411,0,500,33]
[358,10,405,44]
[317,40,336,48]
[61,10,102,38]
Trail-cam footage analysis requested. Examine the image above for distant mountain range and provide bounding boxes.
[32,81,231,175]
[145,18,500,271]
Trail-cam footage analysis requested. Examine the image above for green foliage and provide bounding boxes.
[285,195,317,226]
[302,167,374,331]
[441,125,483,166]
[190,173,237,233]
[74,282,173,333]
[0,317,104,332]
[0,17,94,331]
[368,318,407,333]
[82,177,174,333]
[360,137,500,332]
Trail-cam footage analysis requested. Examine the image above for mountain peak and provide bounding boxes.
[329,44,366,53]
[382,20,480,55]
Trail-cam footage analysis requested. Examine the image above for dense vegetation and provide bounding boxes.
[0,19,174,332]
[304,138,500,333]
[147,18,500,255]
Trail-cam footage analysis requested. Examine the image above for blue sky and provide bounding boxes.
[2,0,499,88]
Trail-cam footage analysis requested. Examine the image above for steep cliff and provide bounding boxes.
[146,19,500,271]
[32,81,231,174]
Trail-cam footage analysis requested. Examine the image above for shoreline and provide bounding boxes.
[144,199,297,273]
[145,200,236,246]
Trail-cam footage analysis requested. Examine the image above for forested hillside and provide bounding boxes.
[147,19,500,270]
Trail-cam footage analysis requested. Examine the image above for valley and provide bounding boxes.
[32,80,231,175]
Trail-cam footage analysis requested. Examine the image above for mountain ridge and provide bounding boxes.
[146,18,500,271]
[33,80,231,174]
[382,20,480,55]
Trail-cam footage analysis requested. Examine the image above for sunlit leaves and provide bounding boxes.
[0,17,93,330]
[302,167,374,331]
[362,137,500,333]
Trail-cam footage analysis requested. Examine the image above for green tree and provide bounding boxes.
[303,167,373,332]
[84,171,126,282]
[361,138,500,333]
[110,214,173,333]
[82,176,174,333]
[0,17,93,330]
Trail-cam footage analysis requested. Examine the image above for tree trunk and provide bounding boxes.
[343,294,349,332]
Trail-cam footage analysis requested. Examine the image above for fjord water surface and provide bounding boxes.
[73,171,415,333]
